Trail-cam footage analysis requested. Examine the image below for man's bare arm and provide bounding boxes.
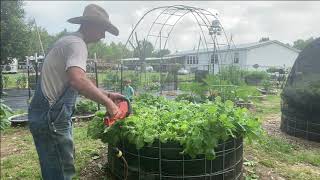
[67,67,119,116]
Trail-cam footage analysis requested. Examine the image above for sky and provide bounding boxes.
[23,1,320,52]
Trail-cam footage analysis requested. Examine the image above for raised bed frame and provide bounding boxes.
[107,137,243,180]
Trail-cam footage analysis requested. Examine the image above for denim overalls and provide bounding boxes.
[28,78,78,180]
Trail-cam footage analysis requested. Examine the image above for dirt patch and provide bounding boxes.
[0,129,31,159]
[291,163,320,176]
[253,165,286,180]
[262,115,320,150]
[79,148,108,180]
[244,154,286,180]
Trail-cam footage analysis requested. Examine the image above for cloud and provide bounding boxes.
[23,1,320,52]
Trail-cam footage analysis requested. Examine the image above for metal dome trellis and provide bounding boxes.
[119,5,237,94]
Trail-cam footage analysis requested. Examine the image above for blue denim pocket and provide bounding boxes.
[49,105,72,133]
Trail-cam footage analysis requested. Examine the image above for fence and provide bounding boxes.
[1,60,287,112]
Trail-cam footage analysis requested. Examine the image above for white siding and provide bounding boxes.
[181,41,299,73]
[183,50,247,73]
[246,43,298,70]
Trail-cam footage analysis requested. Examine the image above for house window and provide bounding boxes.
[187,55,198,64]
[211,54,219,64]
[234,52,239,63]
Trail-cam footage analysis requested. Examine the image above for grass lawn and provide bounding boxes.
[0,122,104,180]
[244,94,320,180]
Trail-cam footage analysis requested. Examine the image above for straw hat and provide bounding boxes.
[67,4,119,36]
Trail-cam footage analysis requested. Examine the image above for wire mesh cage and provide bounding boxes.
[281,38,320,142]
[108,137,243,180]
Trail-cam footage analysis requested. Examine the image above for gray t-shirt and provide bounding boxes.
[41,32,88,105]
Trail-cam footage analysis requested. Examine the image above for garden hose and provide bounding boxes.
[113,147,128,180]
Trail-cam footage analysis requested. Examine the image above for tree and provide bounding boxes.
[24,19,56,57]
[88,41,109,60]
[153,49,171,57]
[293,37,315,50]
[1,0,30,64]
[133,39,154,59]
[259,37,270,42]
[88,41,132,62]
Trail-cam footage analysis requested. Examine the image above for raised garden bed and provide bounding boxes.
[235,101,254,109]
[248,95,267,101]
[281,86,320,142]
[108,137,243,179]
[88,94,262,180]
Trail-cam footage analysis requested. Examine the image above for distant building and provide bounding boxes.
[169,40,300,73]
[121,40,300,73]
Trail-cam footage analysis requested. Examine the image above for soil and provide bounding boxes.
[79,147,109,180]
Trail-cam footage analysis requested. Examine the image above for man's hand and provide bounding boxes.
[106,101,120,117]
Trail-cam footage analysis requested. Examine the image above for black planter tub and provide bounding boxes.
[107,137,243,180]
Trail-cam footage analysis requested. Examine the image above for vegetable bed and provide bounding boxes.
[88,94,262,179]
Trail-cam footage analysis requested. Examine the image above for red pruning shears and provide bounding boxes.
[104,98,132,127]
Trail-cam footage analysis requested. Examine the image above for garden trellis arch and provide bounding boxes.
[124,5,234,67]
[119,5,238,93]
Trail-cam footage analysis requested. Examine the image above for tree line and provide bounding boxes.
[1,1,170,65]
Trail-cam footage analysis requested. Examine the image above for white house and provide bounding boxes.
[168,40,300,73]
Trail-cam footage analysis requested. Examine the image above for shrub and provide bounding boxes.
[2,76,9,88]
[245,71,269,85]
[219,65,247,85]
[0,100,13,130]
[75,99,98,115]
[16,75,27,89]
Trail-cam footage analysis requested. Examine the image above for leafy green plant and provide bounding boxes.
[262,79,272,91]
[2,76,10,88]
[144,82,160,91]
[179,82,207,103]
[16,75,27,89]
[219,65,247,85]
[103,72,120,90]
[149,74,159,82]
[88,94,263,160]
[0,100,13,130]
[245,71,269,85]
[236,86,261,102]
[203,74,238,102]
[75,99,98,115]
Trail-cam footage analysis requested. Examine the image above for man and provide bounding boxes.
[28,4,122,180]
